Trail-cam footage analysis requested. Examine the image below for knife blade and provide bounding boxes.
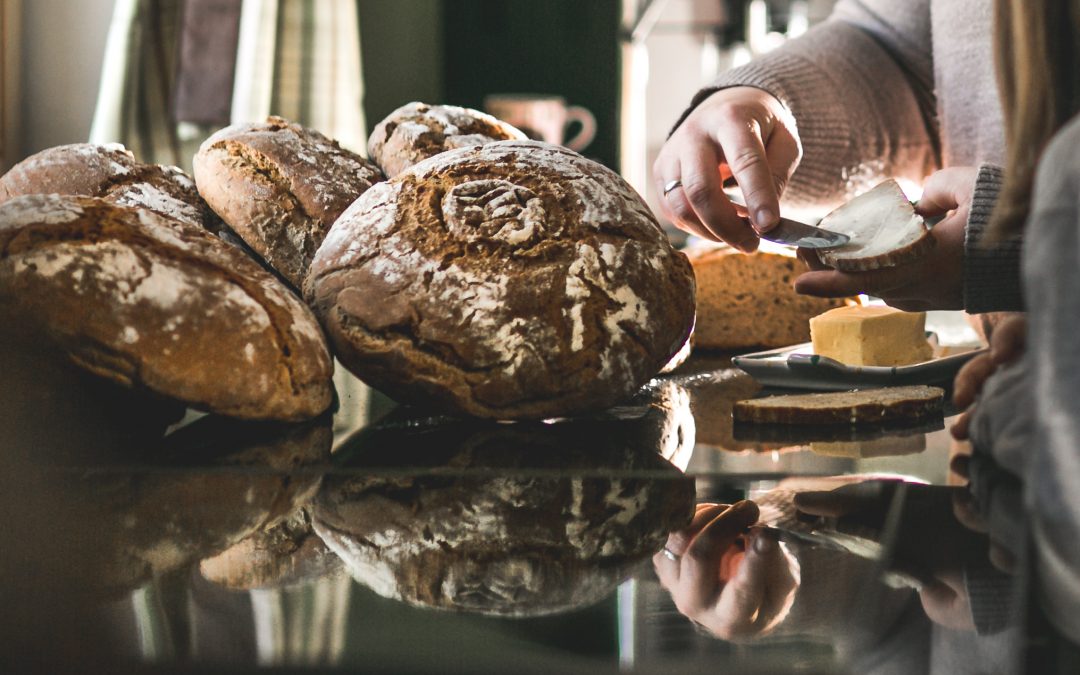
[724,190,850,249]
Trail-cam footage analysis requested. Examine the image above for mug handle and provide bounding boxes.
[563,106,597,152]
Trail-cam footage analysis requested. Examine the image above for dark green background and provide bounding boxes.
[359,0,621,169]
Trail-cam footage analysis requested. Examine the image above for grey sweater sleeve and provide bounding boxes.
[964,164,1025,312]
[672,0,938,210]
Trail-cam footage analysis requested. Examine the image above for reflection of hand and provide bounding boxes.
[794,167,977,311]
[652,87,801,250]
[653,501,800,639]
[951,314,1027,441]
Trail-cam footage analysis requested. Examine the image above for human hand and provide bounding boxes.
[950,314,1027,441]
[653,500,800,639]
[652,87,802,252]
[793,167,978,311]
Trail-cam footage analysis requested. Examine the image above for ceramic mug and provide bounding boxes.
[483,94,597,152]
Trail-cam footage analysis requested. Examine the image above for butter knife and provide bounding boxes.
[724,191,850,249]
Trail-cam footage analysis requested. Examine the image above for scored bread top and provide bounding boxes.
[367,102,527,178]
[306,140,696,419]
[733,385,945,425]
[816,179,934,271]
[0,143,225,235]
[193,116,384,288]
[0,194,333,421]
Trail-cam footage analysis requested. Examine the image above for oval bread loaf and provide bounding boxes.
[0,194,334,420]
[193,116,384,288]
[0,143,226,235]
[305,140,696,419]
[367,101,527,178]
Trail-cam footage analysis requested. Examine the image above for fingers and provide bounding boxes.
[796,248,830,272]
[653,144,759,251]
[793,267,910,300]
[712,117,781,232]
[794,480,891,518]
[676,501,759,615]
[950,409,973,441]
[915,167,979,217]
[953,352,995,409]
[989,316,1026,366]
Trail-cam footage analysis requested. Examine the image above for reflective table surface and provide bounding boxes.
[1,346,1034,674]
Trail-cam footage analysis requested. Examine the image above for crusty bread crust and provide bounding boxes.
[733,385,945,425]
[306,140,696,420]
[367,102,527,178]
[687,245,847,349]
[0,194,334,420]
[818,232,936,271]
[194,117,384,288]
[0,143,226,235]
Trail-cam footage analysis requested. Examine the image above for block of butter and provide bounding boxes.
[809,305,933,367]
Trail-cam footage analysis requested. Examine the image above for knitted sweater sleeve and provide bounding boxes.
[672,0,938,211]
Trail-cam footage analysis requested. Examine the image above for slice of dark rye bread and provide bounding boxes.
[733,385,945,425]
[0,194,334,421]
[816,179,935,272]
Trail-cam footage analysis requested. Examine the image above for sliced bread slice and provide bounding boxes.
[733,385,945,425]
[816,180,934,271]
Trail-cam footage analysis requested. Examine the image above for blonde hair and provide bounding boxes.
[990,0,1080,239]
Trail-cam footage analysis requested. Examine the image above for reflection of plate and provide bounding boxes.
[732,333,987,391]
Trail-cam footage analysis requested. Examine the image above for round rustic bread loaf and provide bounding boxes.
[306,140,696,419]
[0,143,226,235]
[367,101,527,178]
[0,194,334,420]
[193,116,384,288]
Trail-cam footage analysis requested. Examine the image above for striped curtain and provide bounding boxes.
[89,0,368,170]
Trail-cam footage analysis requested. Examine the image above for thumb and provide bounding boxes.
[915,168,976,217]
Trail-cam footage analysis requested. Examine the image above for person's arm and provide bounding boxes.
[1019,116,1080,644]
[670,0,938,211]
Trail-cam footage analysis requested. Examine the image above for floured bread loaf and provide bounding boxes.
[0,194,333,420]
[193,116,384,288]
[306,140,691,416]
[367,101,527,178]
[688,245,847,349]
[816,179,934,271]
[306,140,696,420]
[733,385,945,425]
[0,143,226,235]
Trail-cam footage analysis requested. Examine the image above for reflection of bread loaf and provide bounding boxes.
[687,246,846,350]
[194,116,384,288]
[312,401,695,616]
[199,506,343,590]
[38,415,331,600]
[733,385,945,425]
[367,102,526,178]
[0,195,333,420]
[307,141,695,419]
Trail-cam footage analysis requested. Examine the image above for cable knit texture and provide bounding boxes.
[673,0,1021,312]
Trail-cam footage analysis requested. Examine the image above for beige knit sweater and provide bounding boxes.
[676,0,1021,312]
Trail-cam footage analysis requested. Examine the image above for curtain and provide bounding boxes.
[89,0,368,170]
